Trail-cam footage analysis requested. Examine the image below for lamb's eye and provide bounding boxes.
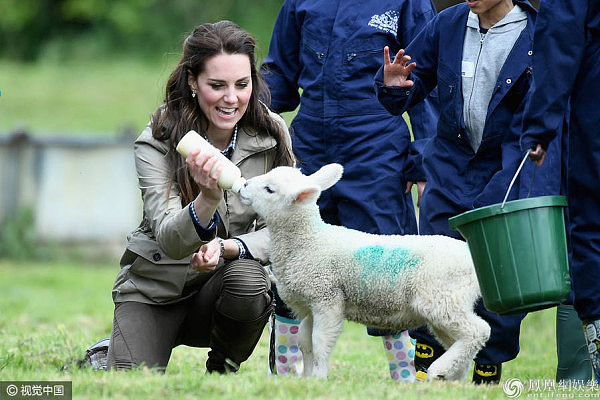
[264,186,275,194]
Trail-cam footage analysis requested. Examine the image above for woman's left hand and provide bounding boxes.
[190,238,221,273]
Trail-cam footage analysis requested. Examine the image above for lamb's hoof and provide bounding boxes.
[416,370,446,382]
[427,363,451,381]
[428,363,469,382]
[427,373,447,381]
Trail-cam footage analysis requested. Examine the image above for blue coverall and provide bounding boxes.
[375,1,563,365]
[260,0,438,237]
[521,0,600,323]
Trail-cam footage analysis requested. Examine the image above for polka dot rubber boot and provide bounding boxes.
[268,314,303,377]
[382,330,416,383]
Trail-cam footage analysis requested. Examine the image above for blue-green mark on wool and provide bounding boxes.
[315,217,327,230]
[355,246,419,289]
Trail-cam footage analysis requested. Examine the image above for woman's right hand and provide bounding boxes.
[383,46,416,88]
[186,149,224,203]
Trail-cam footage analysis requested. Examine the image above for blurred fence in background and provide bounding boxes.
[0,129,141,258]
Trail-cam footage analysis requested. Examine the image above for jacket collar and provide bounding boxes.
[441,2,536,92]
[440,0,536,53]
[230,125,277,166]
[466,3,528,32]
[486,5,536,114]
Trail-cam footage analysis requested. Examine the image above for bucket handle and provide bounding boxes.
[501,150,536,209]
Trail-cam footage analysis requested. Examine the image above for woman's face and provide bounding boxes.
[190,53,253,138]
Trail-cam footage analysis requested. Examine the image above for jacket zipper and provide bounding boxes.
[466,32,486,136]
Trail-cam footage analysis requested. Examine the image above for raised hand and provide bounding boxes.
[383,46,416,87]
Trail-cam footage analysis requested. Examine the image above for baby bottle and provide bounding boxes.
[176,130,247,193]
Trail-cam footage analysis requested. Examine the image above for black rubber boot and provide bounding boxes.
[473,362,501,384]
[414,340,445,381]
[206,297,273,374]
[556,304,592,382]
[205,348,240,374]
[206,259,273,374]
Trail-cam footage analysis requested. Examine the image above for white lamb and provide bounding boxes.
[239,163,490,381]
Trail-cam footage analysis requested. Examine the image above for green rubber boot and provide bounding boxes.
[556,304,592,383]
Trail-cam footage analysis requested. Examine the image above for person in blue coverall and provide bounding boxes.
[260,0,438,382]
[522,0,600,384]
[374,0,563,384]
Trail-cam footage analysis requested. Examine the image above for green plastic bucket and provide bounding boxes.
[448,195,571,315]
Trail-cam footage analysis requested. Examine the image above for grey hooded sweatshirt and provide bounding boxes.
[461,5,527,152]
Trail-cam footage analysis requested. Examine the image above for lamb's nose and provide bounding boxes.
[238,182,249,198]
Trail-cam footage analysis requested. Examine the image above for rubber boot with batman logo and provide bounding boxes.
[583,319,600,384]
[413,340,445,381]
[415,339,502,383]
[473,362,502,384]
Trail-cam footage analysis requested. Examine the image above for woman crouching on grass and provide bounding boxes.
[106,20,295,373]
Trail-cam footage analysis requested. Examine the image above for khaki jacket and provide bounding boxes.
[112,110,293,304]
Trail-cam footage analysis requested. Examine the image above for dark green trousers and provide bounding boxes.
[107,259,272,372]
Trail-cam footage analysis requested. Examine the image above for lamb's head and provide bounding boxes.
[239,163,343,222]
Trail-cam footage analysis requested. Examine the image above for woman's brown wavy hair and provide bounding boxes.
[151,20,294,205]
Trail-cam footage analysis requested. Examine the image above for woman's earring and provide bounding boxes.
[192,91,196,98]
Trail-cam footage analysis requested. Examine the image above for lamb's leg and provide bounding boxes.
[310,303,345,379]
[298,315,314,377]
[427,313,490,381]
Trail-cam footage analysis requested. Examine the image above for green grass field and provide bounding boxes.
[0,59,174,136]
[0,59,298,138]
[0,259,570,400]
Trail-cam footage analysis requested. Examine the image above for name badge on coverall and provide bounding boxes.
[462,61,475,78]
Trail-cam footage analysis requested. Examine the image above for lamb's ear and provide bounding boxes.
[291,184,321,205]
[309,163,343,191]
